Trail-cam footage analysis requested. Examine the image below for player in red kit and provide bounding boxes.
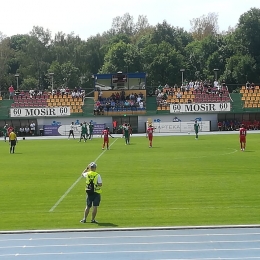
[101,127,114,150]
[7,125,14,136]
[239,124,247,151]
[146,124,156,148]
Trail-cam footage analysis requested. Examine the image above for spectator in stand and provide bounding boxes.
[130,93,135,100]
[120,90,126,101]
[9,85,15,100]
[169,87,174,97]
[29,89,35,98]
[188,80,194,90]
[130,100,136,110]
[214,79,219,88]
[176,91,182,100]
[136,95,141,103]
[124,100,130,109]
[246,81,250,90]
[110,100,115,110]
[98,90,103,101]
[60,86,65,97]
[139,100,144,109]
[75,90,80,99]
[180,84,185,93]
[115,92,120,101]
[250,82,255,91]
[71,90,76,98]
[65,87,70,96]
[110,93,116,101]
[37,90,43,97]
[105,100,111,112]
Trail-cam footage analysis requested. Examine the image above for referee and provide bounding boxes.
[9,130,17,154]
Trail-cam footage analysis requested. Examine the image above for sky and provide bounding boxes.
[1,0,259,40]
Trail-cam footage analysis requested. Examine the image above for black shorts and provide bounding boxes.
[10,140,16,146]
[86,193,101,208]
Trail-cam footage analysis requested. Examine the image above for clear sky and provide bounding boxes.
[1,0,259,40]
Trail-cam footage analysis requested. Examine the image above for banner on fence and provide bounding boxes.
[43,124,106,136]
[170,103,231,113]
[147,121,210,133]
[10,107,70,117]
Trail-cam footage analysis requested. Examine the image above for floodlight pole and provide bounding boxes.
[214,69,219,81]
[180,69,185,85]
[49,72,54,93]
[15,74,19,90]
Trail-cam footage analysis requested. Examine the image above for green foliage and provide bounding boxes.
[1,134,260,231]
[1,9,260,90]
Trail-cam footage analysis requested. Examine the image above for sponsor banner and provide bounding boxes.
[170,103,231,113]
[147,121,210,133]
[10,107,70,117]
[43,124,106,136]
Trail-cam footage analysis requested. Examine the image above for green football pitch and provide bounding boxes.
[1,133,259,231]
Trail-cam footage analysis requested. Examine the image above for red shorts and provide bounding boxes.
[148,135,153,141]
[240,136,246,143]
[104,138,109,143]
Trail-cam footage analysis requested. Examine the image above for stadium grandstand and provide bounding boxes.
[0,73,260,136]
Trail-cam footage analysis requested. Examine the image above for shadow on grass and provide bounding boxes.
[97,222,118,227]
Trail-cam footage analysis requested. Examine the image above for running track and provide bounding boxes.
[2,132,260,259]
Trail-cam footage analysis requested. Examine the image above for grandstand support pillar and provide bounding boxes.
[15,73,19,90]
[180,69,185,85]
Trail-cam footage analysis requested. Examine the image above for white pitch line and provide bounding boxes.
[49,138,118,212]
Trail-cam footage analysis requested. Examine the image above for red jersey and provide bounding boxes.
[239,127,247,137]
[7,126,14,135]
[102,129,109,138]
[147,127,154,135]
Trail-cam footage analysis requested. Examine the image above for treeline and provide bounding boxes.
[0,8,260,92]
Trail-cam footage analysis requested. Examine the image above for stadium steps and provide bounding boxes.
[82,97,95,116]
[0,99,14,119]
[145,96,158,115]
[230,93,244,112]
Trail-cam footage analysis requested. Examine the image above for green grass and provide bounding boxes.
[1,133,260,231]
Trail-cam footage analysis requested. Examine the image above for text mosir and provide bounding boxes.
[170,103,231,113]
[10,107,71,117]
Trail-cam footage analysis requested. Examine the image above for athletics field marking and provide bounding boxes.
[49,138,118,212]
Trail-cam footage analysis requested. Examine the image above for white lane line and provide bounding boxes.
[1,247,260,257]
[2,232,260,242]
[1,239,260,249]
[49,138,118,212]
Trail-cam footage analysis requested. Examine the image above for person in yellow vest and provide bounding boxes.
[9,130,17,154]
[80,162,102,224]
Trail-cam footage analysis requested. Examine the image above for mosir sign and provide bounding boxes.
[10,107,71,117]
[170,103,231,113]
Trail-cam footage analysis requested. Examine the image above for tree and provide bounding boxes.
[190,13,219,40]
[223,54,256,84]
[236,8,260,64]
[0,35,14,91]
[111,13,135,35]
[101,41,142,74]
[142,42,184,85]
